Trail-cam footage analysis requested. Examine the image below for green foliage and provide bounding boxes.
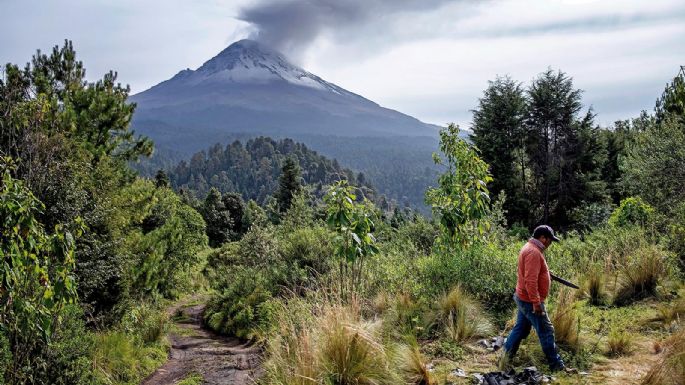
[324,180,379,301]
[114,179,207,299]
[426,123,492,248]
[177,372,203,385]
[204,221,334,338]
[0,40,151,162]
[279,227,335,286]
[91,331,167,385]
[609,197,654,228]
[119,304,169,345]
[656,66,685,122]
[621,115,685,218]
[0,159,80,384]
[205,267,274,340]
[606,328,634,357]
[395,215,438,256]
[0,332,9,383]
[40,305,98,385]
[415,244,518,311]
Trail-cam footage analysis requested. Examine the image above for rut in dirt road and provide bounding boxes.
[141,303,262,385]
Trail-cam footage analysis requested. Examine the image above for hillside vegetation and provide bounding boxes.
[1,41,684,385]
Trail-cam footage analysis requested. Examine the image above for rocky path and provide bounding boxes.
[141,300,262,385]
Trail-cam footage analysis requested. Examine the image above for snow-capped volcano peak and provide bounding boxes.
[175,39,345,93]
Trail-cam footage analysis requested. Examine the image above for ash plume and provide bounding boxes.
[238,0,456,55]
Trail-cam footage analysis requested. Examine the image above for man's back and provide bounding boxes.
[515,240,550,304]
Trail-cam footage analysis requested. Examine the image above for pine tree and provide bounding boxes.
[221,192,246,239]
[526,69,607,227]
[275,157,301,213]
[155,169,170,188]
[470,76,529,225]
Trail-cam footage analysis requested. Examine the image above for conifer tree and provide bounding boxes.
[155,169,170,188]
[201,188,233,247]
[275,157,301,213]
[470,76,529,225]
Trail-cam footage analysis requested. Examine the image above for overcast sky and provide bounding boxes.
[2,0,684,128]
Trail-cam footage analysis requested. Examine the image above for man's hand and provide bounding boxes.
[533,302,544,316]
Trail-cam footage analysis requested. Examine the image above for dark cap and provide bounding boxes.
[533,225,560,242]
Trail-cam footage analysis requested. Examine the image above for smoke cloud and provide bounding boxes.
[238,0,456,55]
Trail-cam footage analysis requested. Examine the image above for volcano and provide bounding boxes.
[129,39,439,154]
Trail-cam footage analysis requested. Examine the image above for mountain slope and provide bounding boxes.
[130,39,438,154]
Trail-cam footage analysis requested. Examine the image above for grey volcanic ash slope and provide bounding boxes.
[130,39,438,154]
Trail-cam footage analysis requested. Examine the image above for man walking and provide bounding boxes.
[501,225,566,371]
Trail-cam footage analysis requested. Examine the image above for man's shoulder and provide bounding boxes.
[520,241,543,258]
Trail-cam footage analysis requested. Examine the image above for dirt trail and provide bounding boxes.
[141,301,262,385]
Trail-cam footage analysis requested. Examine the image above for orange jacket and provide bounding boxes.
[515,239,550,305]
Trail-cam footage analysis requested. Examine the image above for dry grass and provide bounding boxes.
[606,329,634,357]
[641,329,685,385]
[647,297,685,329]
[319,308,396,385]
[261,302,402,385]
[395,344,433,385]
[614,246,667,306]
[434,286,493,342]
[551,288,581,352]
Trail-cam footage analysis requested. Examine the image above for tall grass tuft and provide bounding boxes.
[261,302,400,385]
[92,331,167,384]
[551,288,580,352]
[583,266,608,306]
[614,246,667,305]
[395,343,433,385]
[319,308,397,385]
[641,329,685,385]
[606,329,634,357]
[433,286,492,342]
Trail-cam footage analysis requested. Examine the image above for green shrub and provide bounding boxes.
[41,305,99,385]
[396,217,438,256]
[609,197,654,228]
[204,267,274,339]
[416,243,518,311]
[120,304,169,345]
[571,202,615,232]
[279,226,335,286]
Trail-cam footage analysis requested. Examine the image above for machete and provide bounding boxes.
[550,273,580,289]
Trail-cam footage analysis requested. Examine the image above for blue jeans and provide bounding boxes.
[503,294,564,370]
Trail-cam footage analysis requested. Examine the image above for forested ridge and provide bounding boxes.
[166,137,375,204]
[1,40,685,385]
